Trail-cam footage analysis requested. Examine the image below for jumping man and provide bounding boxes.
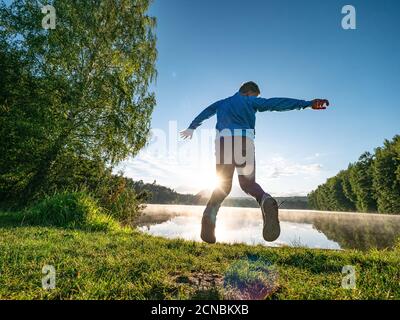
[180,81,329,243]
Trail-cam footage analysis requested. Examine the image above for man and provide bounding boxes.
[180,81,329,244]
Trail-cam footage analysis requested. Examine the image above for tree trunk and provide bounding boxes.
[23,133,68,202]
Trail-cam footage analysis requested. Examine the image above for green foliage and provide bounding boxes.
[349,152,377,212]
[21,191,119,231]
[0,34,60,203]
[130,180,197,205]
[373,136,400,213]
[94,174,149,225]
[309,136,400,214]
[41,153,147,224]
[0,0,157,202]
[341,165,357,207]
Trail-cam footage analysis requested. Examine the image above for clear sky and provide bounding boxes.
[7,0,400,196]
[119,0,400,196]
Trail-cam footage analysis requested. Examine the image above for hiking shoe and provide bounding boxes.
[201,214,216,244]
[260,194,280,242]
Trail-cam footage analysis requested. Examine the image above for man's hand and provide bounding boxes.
[311,99,330,110]
[180,129,194,140]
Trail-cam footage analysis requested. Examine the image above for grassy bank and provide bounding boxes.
[0,210,399,300]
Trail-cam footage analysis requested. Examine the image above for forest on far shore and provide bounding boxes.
[308,135,400,214]
[131,136,400,214]
[129,180,308,209]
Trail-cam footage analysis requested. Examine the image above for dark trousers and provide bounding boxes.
[204,136,266,217]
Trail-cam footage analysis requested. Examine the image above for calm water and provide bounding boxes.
[138,204,400,250]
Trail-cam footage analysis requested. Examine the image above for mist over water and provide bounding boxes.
[138,205,400,250]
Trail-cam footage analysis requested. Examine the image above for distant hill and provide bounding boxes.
[129,179,309,209]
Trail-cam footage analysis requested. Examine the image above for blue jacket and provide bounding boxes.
[188,92,312,138]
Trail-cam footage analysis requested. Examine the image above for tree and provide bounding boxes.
[349,152,377,212]
[340,167,356,210]
[0,0,157,201]
[333,171,356,211]
[372,136,400,214]
[0,34,58,202]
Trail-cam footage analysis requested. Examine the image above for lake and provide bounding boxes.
[138,204,400,250]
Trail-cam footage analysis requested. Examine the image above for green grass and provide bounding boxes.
[0,210,399,300]
[20,191,120,231]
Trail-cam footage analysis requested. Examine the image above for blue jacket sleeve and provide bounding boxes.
[253,97,312,112]
[188,102,218,130]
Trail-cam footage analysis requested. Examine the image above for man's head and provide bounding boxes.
[239,81,260,96]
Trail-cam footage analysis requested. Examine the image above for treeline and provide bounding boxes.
[131,180,309,209]
[129,180,199,205]
[308,135,400,214]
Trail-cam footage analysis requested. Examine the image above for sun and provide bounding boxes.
[194,172,222,191]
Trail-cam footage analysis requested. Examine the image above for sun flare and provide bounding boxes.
[194,172,222,191]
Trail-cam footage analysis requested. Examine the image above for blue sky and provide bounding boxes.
[6,0,400,196]
[119,0,400,196]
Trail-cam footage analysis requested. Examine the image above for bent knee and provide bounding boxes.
[239,179,255,194]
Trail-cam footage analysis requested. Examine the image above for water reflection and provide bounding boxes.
[138,205,400,251]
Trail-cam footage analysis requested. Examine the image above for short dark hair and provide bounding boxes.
[239,81,260,95]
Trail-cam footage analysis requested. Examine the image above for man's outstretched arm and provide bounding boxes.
[181,101,219,139]
[253,97,329,112]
